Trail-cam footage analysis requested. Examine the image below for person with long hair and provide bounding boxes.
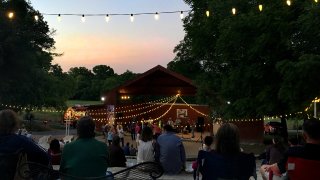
[48,139,62,165]
[137,126,154,163]
[60,116,109,178]
[0,109,49,179]
[198,123,256,180]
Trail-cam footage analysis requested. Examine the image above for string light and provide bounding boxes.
[259,4,263,12]
[178,95,209,117]
[130,14,134,22]
[8,12,14,19]
[57,14,62,22]
[115,96,175,110]
[154,12,159,20]
[315,0,318,3]
[180,11,184,19]
[286,0,291,6]
[105,14,110,22]
[81,14,85,22]
[206,10,210,17]
[34,15,39,21]
[232,8,236,15]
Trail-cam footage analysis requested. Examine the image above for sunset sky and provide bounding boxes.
[30,0,190,74]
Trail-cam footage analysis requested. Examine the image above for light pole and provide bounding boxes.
[314,98,318,118]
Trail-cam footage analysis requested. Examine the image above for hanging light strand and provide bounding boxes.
[41,10,191,17]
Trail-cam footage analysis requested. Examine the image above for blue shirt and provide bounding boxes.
[0,134,49,165]
[155,131,186,174]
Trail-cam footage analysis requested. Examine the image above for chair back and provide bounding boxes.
[0,151,20,180]
[286,157,320,180]
[0,149,27,180]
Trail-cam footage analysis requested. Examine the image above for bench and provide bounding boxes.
[18,161,164,180]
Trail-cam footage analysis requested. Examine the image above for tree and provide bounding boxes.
[92,65,115,79]
[68,67,94,100]
[0,0,69,108]
[172,0,320,118]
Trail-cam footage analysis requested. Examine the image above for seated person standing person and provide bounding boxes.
[155,124,186,174]
[198,123,256,180]
[0,109,49,179]
[109,135,127,167]
[261,118,320,179]
[48,139,62,165]
[60,116,109,178]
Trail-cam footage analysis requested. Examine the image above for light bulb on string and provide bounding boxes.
[154,12,159,20]
[34,15,39,21]
[105,14,110,22]
[232,8,236,15]
[315,0,318,3]
[8,12,14,19]
[259,4,263,11]
[57,14,62,22]
[206,10,210,17]
[286,0,291,6]
[130,14,134,22]
[180,11,184,19]
[81,14,85,22]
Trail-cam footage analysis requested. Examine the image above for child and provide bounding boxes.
[193,136,214,180]
[129,144,137,156]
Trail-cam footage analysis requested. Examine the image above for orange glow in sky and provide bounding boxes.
[31,0,190,74]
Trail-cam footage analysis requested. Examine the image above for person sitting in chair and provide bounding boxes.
[60,116,109,178]
[261,118,320,180]
[198,123,256,180]
[0,109,49,179]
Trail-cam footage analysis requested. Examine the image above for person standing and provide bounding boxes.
[155,124,186,174]
[130,122,136,140]
[60,116,109,178]
[117,125,125,147]
[137,126,154,163]
[106,128,114,146]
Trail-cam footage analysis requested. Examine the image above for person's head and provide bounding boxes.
[215,123,240,155]
[141,126,153,142]
[126,142,130,146]
[302,119,320,143]
[49,139,61,153]
[77,116,95,138]
[163,124,173,132]
[112,135,120,146]
[204,136,214,146]
[0,109,20,135]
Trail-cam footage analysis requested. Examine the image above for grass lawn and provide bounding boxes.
[66,100,102,107]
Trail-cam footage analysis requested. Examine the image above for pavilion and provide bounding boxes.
[94,65,210,130]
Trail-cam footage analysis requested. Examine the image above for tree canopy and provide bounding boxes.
[0,0,72,108]
[170,0,320,118]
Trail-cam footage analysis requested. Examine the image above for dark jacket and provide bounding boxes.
[109,144,126,167]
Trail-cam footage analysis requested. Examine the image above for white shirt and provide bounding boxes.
[118,128,124,138]
[137,140,154,163]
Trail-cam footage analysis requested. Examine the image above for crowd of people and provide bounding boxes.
[1,108,320,179]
